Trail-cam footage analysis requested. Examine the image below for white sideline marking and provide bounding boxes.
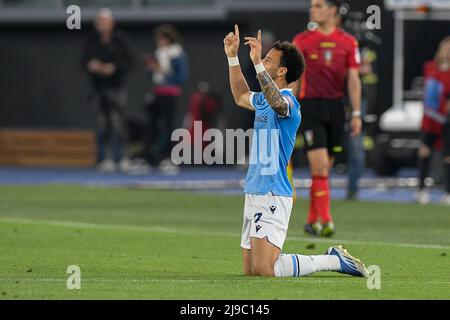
[0,217,449,250]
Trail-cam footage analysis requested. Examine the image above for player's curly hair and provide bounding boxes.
[273,41,305,84]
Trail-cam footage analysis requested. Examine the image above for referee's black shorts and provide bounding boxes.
[300,98,346,156]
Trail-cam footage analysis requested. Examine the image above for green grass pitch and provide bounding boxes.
[0,185,449,299]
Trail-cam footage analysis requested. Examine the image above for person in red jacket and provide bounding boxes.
[416,37,450,205]
[291,0,362,237]
[184,81,220,150]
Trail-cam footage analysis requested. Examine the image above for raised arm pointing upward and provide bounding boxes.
[223,24,253,111]
[224,25,299,116]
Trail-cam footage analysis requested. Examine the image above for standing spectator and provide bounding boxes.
[416,37,450,205]
[292,0,362,237]
[144,24,188,173]
[183,81,221,151]
[336,7,379,201]
[344,46,378,200]
[82,8,134,173]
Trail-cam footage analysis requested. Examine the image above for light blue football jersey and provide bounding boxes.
[243,88,302,197]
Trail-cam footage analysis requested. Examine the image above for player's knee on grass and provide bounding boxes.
[244,269,253,276]
[248,238,280,277]
[242,249,253,276]
[243,260,253,276]
[251,260,274,277]
[242,263,253,276]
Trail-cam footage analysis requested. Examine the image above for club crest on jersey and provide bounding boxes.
[324,49,333,65]
[305,130,314,146]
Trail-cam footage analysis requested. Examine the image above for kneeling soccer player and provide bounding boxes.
[224,25,368,277]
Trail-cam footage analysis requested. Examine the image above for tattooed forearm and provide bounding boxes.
[257,70,288,116]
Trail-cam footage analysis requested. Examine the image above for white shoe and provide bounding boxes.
[125,159,152,175]
[441,194,450,205]
[97,159,117,173]
[119,159,132,173]
[415,190,430,205]
[158,158,180,175]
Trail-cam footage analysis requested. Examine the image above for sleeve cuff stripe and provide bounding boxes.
[249,92,256,110]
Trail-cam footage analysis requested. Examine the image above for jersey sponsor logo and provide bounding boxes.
[255,115,269,123]
[248,128,281,176]
[320,42,336,48]
[255,225,262,233]
[254,212,263,223]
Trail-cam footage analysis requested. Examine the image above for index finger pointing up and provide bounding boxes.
[257,30,261,44]
[234,24,239,37]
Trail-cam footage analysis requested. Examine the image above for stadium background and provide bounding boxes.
[0,0,448,129]
[0,0,449,300]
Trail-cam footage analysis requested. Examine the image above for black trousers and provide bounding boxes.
[145,94,178,165]
[90,87,128,163]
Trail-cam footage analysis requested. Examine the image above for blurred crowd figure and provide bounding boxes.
[82,9,134,173]
[183,81,221,151]
[144,24,188,174]
[338,4,379,201]
[344,44,378,200]
[416,37,450,205]
[82,11,189,174]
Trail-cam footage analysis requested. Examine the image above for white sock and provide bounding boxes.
[274,253,341,277]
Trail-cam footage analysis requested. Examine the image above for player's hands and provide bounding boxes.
[87,59,102,73]
[100,63,116,76]
[143,53,160,71]
[87,59,116,76]
[350,116,362,137]
[224,24,240,57]
[244,30,262,65]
